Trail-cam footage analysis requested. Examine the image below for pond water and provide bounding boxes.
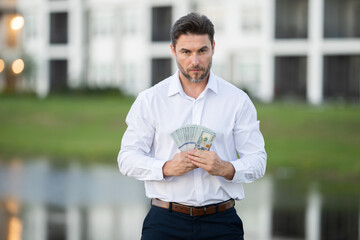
[0,160,359,240]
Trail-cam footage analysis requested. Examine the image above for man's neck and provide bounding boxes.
[179,74,209,99]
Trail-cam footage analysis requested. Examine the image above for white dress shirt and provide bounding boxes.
[118,70,266,206]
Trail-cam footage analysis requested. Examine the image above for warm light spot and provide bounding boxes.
[6,201,20,215]
[8,217,22,240]
[12,59,24,74]
[0,59,4,73]
[10,16,24,30]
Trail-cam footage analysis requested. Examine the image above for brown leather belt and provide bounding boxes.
[151,198,235,216]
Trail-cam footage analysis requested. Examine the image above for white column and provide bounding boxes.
[68,0,84,88]
[307,0,324,104]
[67,206,81,240]
[23,204,47,240]
[258,177,273,240]
[259,0,275,102]
[36,0,50,98]
[118,204,148,240]
[88,206,116,240]
[305,186,321,240]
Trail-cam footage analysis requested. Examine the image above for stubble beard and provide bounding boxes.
[177,59,212,83]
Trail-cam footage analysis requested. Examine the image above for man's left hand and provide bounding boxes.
[187,149,235,180]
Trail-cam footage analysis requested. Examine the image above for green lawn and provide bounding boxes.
[257,102,360,178]
[0,95,134,164]
[0,95,359,178]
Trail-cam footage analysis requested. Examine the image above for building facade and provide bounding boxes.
[1,0,359,103]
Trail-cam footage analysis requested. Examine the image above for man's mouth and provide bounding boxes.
[189,68,203,72]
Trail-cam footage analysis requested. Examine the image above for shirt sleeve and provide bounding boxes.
[117,92,168,181]
[229,94,267,183]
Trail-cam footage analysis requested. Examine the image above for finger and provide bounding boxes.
[183,156,198,165]
[188,149,208,158]
[191,160,206,169]
[188,153,206,163]
[188,149,201,156]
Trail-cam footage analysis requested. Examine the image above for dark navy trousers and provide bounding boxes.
[141,205,244,240]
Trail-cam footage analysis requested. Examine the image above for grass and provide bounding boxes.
[0,94,134,165]
[0,95,359,179]
[256,102,360,179]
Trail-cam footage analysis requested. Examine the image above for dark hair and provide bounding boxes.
[170,12,215,48]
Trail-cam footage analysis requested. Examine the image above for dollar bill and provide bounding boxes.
[196,129,216,150]
[171,124,216,152]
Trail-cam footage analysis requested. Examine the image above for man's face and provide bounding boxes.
[171,34,215,83]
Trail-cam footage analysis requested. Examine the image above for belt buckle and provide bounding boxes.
[190,206,206,216]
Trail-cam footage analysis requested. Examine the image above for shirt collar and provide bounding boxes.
[167,71,183,97]
[206,71,218,94]
[167,70,218,97]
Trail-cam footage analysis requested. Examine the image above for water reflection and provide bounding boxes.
[0,161,359,240]
[0,160,148,240]
[238,168,360,240]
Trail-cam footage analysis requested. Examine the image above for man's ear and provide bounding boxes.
[212,41,215,55]
[170,43,176,58]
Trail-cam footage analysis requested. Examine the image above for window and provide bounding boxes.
[49,59,68,92]
[324,0,360,38]
[274,56,307,99]
[151,58,172,85]
[151,7,172,42]
[321,194,359,240]
[241,5,262,35]
[321,209,359,240]
[90,11,115,37]
[198,3,225,33]
[323,55,360,101]
[47,206,67,240]
[236,54,261,95]
[272,208,305,238]
[50,12,68,44]
[275,0,308,39]
[122,10,137,35]
[25,14,38,39]
[272,179,306,239]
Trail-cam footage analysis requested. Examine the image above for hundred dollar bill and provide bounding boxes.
[171,124,216,152]
[196,129,216,150]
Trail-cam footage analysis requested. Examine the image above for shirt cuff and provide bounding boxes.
[154,160,174,182]
[224,160,245,183]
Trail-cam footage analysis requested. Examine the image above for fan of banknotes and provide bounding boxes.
[171,124,216,152]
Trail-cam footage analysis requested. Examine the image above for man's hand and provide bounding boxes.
[187,149,235,180]
[163,152,198,177]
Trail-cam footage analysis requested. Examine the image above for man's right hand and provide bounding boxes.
[162,152,198,177]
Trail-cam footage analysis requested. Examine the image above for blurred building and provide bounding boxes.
[0,0,26,93]
[1,0,359,103]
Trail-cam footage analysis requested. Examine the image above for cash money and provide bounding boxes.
[171,124,216,151]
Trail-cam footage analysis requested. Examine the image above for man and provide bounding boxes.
[118,12,266,240]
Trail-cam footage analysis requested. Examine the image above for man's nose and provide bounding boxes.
[190,54,200,65]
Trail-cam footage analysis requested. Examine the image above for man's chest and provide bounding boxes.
[150,95,238,144]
